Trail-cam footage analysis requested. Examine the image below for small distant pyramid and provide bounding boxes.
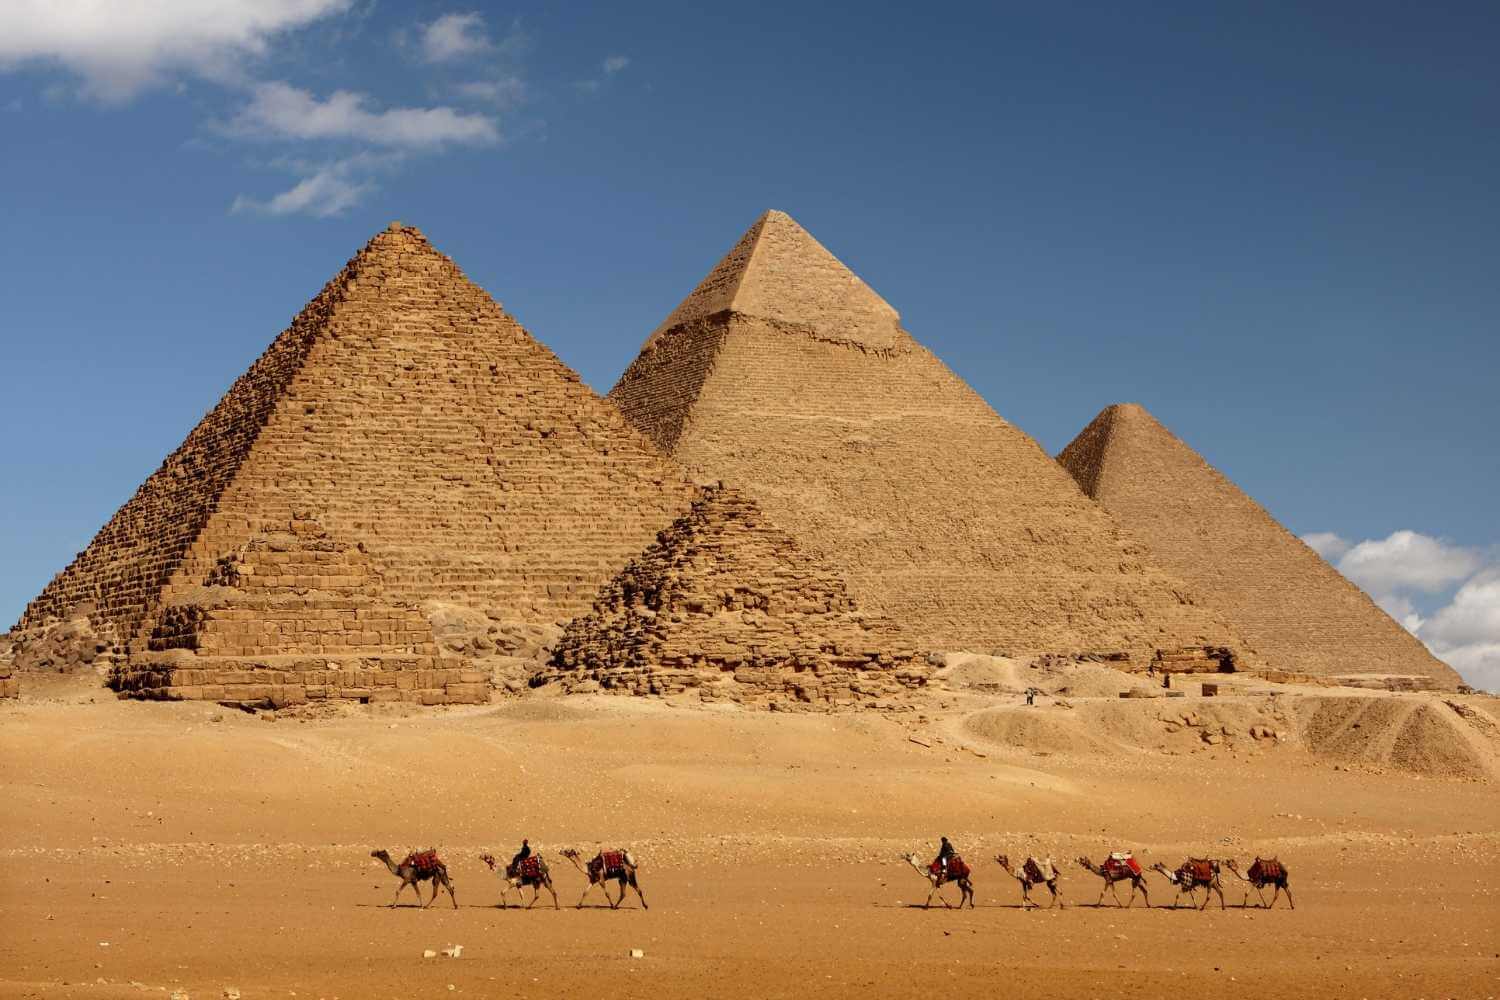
[609,211,1253,663]
[18,223,696,704]
[548,484,924,707]
[1058,403,1461,688]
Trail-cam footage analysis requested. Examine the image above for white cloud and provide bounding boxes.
[232,160,373,217]
[603,54,630,75]
[1310,528,1500,691]
[455,76,527,108]
[1302,531,1351,562]
[418,12,490,63]
[1423,570,1500,649]
[227,81,499,147]
[1336,530,1481,595]
[0,0,351,102]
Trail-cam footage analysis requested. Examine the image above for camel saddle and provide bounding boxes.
[1248,858,1283,882]
[402,850,443,875]
[928,856,970,882]
[508,856,543,881]
[1183,858,1216,883]
[1023,858,1056,883]
[1104,853,1141,878]
[599,851,627,875]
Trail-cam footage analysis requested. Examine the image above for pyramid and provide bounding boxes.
[609,210,1254,665]
[548,484,924,707]
[17,223,696,704]
[1058,403,1462,688]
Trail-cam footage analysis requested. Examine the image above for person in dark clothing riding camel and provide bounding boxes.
[511,839,531,871]
[934,836,956,874]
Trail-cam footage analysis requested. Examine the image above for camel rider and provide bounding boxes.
[511,839,531,870]
[934,836,956,874]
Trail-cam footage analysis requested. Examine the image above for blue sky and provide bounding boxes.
[2,2,1496,686]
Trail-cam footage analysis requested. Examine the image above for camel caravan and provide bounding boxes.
[901,841,1295,911]
[368,839,1292,913]
[370,842,648,911]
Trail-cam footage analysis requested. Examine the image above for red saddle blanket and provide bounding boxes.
[600,851,626,873]
[1183,859,1216,883]
[1104,856,1141,879]
[928,856,970,882]
[402,850,443,875]
[1248,858,1283,882]
[507,856,543,880]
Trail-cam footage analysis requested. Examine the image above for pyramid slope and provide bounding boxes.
[549,484,924,706]
[19,224,697,701]
[1058,403,1461,688]
[610,213,1255,662]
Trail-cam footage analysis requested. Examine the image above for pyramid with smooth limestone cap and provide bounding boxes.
[609,210,1254,665]
[1058,403,1461,688]
[16,223,697,705]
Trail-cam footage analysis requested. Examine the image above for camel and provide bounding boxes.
[370,848,457,909]
[996,853,1063,909]
[479,852,560,909]
[1224,857,1294,909]
[560,848,648,910]
[1075,856,1151,908]
[1150,858,1226,910]
[902,852,975,909]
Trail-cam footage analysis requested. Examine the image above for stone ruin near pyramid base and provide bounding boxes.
[607,209,1261,672]
[543,484,928,709]
[1058,403,1461,690]
[12,223,697,708]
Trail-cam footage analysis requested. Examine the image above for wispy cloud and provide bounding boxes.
[455,75,527,109]
[231,154,392,218]
[1304,529,1499,690]
[226,81,499,147]
[575,53,631,94]
[0,0,352,102]
[417,12,491,63]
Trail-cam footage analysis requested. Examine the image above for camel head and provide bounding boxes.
[1223,859,1241,873]
[559,848,579,860]
[902,853,922,866]
[995,853,1010,870]
[478,853,497,871]
[1075,856,1095,872]
[370,849,390,862]
[1149,862,1178,882]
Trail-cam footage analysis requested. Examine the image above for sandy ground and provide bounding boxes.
[2,674,1498,999]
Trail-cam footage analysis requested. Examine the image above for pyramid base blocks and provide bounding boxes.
[109,654,489,707]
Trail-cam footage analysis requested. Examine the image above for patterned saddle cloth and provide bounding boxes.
[507,856,544,881]
[1183,858,1216,883]
[1104,853,1141,878]
[928,856,970,882]
[402,850,443,875]
[598,851,627,875]
[1248,858,1284,882]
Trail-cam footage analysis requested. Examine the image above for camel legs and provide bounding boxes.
[442,876,458,910]
[547,879,560,910]
[390,880,411,908]
[1048,881,1062,909]
[575,881,595,909]
[628,875,648,910]
[961,879,975,909]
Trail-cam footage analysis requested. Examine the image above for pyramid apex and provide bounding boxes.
[647,211,901,349]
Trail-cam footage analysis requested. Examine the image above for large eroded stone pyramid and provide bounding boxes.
[549,483,924,706]
[609,210,1253,662]
[1058,403,1461,688]
[17,223,695,704]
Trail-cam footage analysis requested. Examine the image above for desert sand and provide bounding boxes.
[3,666,1497,1000]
